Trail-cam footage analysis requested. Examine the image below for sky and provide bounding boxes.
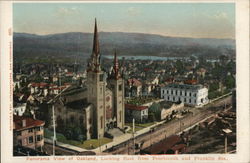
[13,3,235,39]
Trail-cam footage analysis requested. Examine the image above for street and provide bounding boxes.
[108,96,232,154]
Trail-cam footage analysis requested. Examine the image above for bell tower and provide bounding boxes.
[109,50,125,129]
[86,19,105,139]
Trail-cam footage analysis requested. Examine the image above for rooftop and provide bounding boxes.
[13,115,45,131]
[163,83,203,90]
[142,135,182,154]
[125,104,148,111]
[65,99,90,110]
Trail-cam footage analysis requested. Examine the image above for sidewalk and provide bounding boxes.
[89,120,167,154]
[44,138,85,153]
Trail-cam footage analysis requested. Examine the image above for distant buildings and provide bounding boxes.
[140,135,186,154]
[161,84,208,106]
[13,115,45,151]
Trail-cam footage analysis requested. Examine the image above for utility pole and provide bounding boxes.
[133,118,135,154]
[52,105,56,156]
[98,134,101,154]
[150,128,152,153]
[225,135,227,153]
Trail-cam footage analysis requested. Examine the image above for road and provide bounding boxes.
[108,96,232,154]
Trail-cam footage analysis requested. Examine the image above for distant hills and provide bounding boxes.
[13,32,235,63]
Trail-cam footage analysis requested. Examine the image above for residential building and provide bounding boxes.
[13,115,45,151]
[161,84,209,106]
[13,103,27,116]
[125,104,148,123]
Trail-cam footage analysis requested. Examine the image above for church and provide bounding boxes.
[52,19,125,139]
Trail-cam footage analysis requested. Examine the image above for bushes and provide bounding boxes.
[148,102,162,121]
[63,126,86,142]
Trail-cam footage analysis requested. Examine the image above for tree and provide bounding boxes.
[225,75,235,89]
[149,103,161,121]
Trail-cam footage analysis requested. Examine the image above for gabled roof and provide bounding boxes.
[125,104,148,111]
[13,115,45,131]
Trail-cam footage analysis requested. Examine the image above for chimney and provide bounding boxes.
[22,119,26,127]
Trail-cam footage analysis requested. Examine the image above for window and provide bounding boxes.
[99,74,104,81]
[36,127,41,131]
[184,98,186,102]
[18,139,22,145]
[167,96,170,100]
[180,91,182,96]
[100,87,102,92]
[89,118,92,124]
[28,136,33,144]
[194,93,196,97]
[189,92,191,96]
[167,90,169,94]
[189,99,191,103]
[185,92,187,96]
[171,90,173,95]
[79,116,83,125]
[162,90,164,94]
[36,135,42,141]
[17,131,21,136]
[119,84,122,91]
[28,129,33,133]
[100,116,103,129]
[173,97,175,101]
[70,116,74,123]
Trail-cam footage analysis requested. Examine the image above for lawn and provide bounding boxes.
[44,128,112,149]
[125,122,156,133]
[81,138,113,149]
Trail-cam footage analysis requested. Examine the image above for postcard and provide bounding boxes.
[0,0,249,163]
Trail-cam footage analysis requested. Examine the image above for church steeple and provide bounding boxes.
[92,18,100,55]
[111,50,121,80]
[88,18,101,72]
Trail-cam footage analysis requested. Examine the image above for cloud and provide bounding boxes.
[127,7,141,16]
[55,7,79,17]
[213,12,228,20]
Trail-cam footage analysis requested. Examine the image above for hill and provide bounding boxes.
[13,32,235,63]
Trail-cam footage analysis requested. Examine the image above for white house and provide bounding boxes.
[161,84,209,106]
[125,104,148,123]
[13,103,27,116]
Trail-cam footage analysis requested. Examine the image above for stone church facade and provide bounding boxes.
[52,19,125,140]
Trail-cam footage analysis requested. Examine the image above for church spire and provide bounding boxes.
[92,18,100,55]
[111,49,121,80]
[88,18,101,72]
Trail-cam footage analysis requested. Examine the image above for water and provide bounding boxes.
[104,55,188,61]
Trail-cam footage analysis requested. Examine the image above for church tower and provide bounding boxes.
[86,19,105,139]
[109,50,125,129]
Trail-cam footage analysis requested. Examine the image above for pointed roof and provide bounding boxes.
[92,18,100,55]
[110,50,121,80]
[88,18,101,72]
